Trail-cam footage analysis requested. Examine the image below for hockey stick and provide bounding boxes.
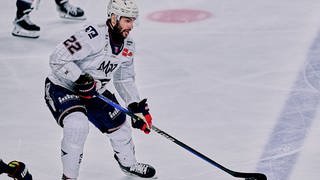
[97,94,267,180]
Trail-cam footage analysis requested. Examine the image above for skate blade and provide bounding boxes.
[58,12,87,21]
[121,169,158,179]
[12,26,40,38]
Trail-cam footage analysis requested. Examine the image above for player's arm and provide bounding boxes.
[113,57,152,134]
[113,58,140,105]
[0,159,9,174]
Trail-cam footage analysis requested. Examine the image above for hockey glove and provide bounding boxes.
[74,73,97,99]
[0,159,7,175]
[7,161,33,180]
[128,99,152,134]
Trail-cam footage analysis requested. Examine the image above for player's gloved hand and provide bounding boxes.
[7,161,33,180]
[74,73,97,99]
[0,159,7,175]
[128,99,152,134]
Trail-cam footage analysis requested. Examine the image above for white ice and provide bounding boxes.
[1,0,320,179]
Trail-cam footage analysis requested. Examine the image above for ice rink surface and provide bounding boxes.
[1,0,320,179]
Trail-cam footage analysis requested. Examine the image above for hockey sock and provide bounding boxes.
[107,121,137,167]
[61,112,89,178]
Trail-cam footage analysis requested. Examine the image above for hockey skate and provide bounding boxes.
[114,154,156,178]
[62,174,76,180]
[12,14,40,38]
[56,1,86,20]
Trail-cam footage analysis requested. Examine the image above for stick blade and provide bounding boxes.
[240,173,267,180]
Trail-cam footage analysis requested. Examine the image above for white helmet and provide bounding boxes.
[107,0,139,19]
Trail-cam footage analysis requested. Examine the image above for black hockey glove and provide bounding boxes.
[0,159,7,175]
[7,161,33,180]
[128,99,152,134]
[74,73,97,99]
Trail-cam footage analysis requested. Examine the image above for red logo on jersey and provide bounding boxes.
[122,48,133,57]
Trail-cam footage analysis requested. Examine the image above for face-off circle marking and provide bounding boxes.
[147,9,212,23]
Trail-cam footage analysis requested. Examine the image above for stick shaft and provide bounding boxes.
[97,94,267,180]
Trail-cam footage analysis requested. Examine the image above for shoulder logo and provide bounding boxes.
[85,26,98,39]
[122,48,133,57]
[126,41,133,46]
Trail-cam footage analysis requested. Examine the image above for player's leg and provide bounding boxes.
[61,112,89,179]
[44,78,89,180]
[107,121,156,178]
[12,0,40,38]
[55,0,86,20]
[107,121,136,166]
[85,90,156,178]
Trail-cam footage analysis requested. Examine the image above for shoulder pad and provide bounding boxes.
[78,24,106,53]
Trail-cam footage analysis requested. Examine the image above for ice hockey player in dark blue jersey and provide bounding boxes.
[0,159,32,180]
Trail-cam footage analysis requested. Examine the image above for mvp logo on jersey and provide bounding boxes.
[97,61,118,76]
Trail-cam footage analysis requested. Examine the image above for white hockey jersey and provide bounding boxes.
[48,23,140,105]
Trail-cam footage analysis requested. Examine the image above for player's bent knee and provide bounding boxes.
[63,112,90,145]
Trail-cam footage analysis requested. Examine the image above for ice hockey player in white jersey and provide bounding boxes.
[44,0,156,179]
[12,0,86,38]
